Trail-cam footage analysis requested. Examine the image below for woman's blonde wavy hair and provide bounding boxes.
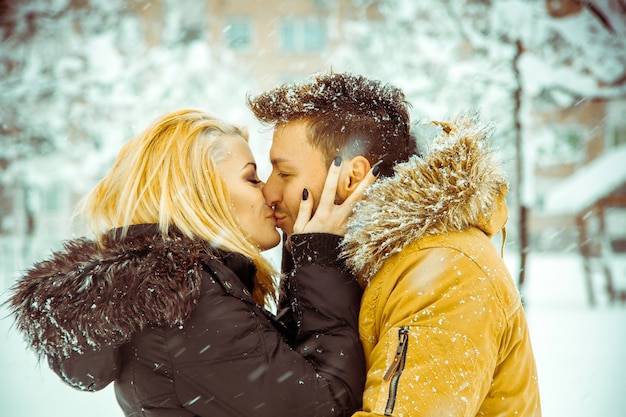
[76,109,277,306]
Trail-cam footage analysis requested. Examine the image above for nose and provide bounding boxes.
[262,175,281,207]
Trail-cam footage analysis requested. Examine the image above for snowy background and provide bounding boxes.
[1,0,626,416]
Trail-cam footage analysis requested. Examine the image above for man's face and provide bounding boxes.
[263,120,329,235]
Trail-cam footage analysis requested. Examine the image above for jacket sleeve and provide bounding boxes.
[173,233,365,417]
[278,233,356,341]
[289,233,365,411]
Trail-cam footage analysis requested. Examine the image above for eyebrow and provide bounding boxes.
[270,157,292,166]
[241,162,257,172]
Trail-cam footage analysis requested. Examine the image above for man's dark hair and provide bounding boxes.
[247,72,418,177]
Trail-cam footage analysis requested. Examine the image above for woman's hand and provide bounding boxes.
[293,159,381,236]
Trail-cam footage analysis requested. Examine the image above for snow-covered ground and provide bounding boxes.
[1,252,625,417]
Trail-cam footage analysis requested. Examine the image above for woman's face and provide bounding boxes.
[214,135,281,251]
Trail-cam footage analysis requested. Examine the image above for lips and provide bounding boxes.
[274,213,287,228]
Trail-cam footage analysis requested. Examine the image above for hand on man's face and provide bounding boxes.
[292,157,380,236]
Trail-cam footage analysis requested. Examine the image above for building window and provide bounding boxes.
[42,187,62,212]
[313,0,332,10]
[164,0,207,45]
[536,125,586,165]
[279,18,326,53]
[224,18,252,50]
[611,126,626,148]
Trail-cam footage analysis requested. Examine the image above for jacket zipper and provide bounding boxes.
[382,326,409,415]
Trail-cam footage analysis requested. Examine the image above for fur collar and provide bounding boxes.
[6,225,228,358]
[341,114,509,285]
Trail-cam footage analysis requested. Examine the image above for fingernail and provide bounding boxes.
[334,156,342,166]
[302,188,309,201]
[372,160,383,177]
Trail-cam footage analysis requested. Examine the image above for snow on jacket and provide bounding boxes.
[7,224,365,417]
[342,114,541,416]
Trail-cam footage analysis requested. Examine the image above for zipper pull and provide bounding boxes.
[383,327,409,381]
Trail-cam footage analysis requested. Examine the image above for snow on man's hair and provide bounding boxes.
[247,72,407,128]
[247,71,418,177]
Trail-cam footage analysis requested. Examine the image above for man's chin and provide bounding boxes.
[276,220,293,236]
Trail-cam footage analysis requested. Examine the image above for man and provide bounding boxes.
[249,73,541,416]
[247,72,417,414]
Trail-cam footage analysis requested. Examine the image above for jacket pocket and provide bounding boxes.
[382,326,409,416]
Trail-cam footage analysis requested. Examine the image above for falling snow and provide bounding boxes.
[1,1,625,416]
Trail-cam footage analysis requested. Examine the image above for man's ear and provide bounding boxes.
[337,156,371,201]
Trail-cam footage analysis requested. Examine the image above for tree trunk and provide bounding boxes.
[513,40,528,293]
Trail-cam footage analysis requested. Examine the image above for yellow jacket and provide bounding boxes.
[342,115,541,416]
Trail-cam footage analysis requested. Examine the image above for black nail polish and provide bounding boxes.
[334,156,342,166]
[372,161,383,177]
[302,188,309,201]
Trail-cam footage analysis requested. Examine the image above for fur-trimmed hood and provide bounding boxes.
[342,114,509,284]
[6,225,238,359]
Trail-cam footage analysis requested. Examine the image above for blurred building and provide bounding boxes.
[135,0,378,90]
[529,97,626,304]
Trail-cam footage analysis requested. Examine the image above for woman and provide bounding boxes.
[7,109,367,416]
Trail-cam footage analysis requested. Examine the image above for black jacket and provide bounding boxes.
[7,224,365,416]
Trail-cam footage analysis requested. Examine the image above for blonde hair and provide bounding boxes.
[76,109,277,305]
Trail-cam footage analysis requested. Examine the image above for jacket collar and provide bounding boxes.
[8,225,253,358]
[109,224,256,292]
[216,251,256,294]
[341,113,509,286]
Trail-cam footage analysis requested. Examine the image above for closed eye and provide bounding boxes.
[243,163,262,185]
